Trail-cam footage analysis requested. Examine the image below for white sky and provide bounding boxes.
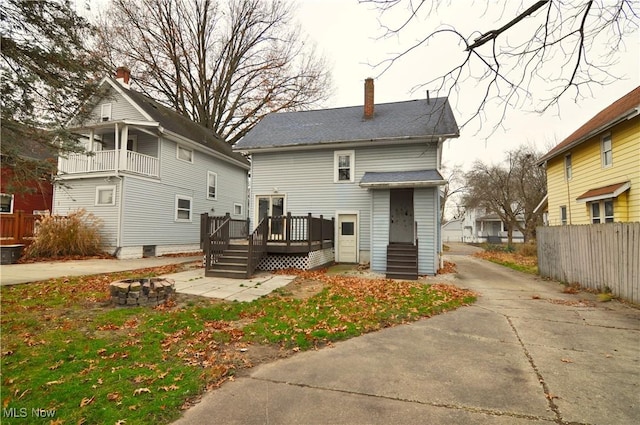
[85,0,639,171]
[294,0,640,170]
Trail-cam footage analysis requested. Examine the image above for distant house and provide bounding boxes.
[537,86,640,225]
[53,67,250,259]
[233,78,459,279]
[461,207,525,244]
[441,219,463,243]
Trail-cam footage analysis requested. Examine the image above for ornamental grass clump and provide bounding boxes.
[24,209,105,258]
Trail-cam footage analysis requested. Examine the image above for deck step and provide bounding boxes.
[205,269,249,279]
[386,243,418,280]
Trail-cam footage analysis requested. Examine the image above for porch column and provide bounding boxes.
[119,124,129,172]
[114,123,120,173]
[88,129,95,172]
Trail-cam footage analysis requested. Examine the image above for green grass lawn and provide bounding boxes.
[1,266,475,425]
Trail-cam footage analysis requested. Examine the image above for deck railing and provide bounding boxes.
[58,150,159,177]
[200,213,248,249]
[268,213,335,249]
[247,218,268,277]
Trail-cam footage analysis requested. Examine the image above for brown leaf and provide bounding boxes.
[561,358,573,363]
[80,396,95,407]
[107,392,121,402]
[115,420,126,425]
[128,405,139,411]
[45,380,64,386]
[49,360,64,370]
[133,387,151,396]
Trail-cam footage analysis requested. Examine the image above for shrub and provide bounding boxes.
[24,209,105,258]
[516,242,538,257]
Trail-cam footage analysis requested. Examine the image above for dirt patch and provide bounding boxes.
[276,277,326,300]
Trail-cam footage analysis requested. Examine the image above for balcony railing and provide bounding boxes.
[59,150,159,177]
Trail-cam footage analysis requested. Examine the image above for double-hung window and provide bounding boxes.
[564,154,572,181]
[591,200,614,224]
[207,171,217,200]
[560,206,567,225]
[334,150,355,183]
[175,195,192,221]
[601,134,612,167]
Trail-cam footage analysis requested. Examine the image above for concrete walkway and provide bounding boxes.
[172,249,640,425]
[163,269,296,302]
[0,255,297,302]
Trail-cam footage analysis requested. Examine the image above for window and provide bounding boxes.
[207,171,217,200]
[175,195,192,221]
[601,133,612,167]
[564,154,572,180]
[334,150,355,183]
[0,194,14,213]
[100,103,112,121]
[591,202,600,224]
[95,186,116,206]
[177,146,193,163]
[590,200,614,224]
[341,221,355,235]
[560,206,567,225]
[234,203,243,216]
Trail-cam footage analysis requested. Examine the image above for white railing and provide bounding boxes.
[127,151,159,177]
[59,150,158,177]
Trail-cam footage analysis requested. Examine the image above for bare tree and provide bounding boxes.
[440,163,466,223]
[463,146,546,243]
[363,0,638,133]
[95,0,331,145]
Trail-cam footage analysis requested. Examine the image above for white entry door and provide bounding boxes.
[337,214,357,263]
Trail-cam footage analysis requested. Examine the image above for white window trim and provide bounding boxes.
[100,103,112,121]
[233,203,243,216]
[601,133,613,168]
[207,171,218,200]
[334,150,355,183]
[177,145,194,163]
[175,195,193,222]
[0,193,14,214]
[564,154,572,181]
[560,205,567,225]
[95,186,116,206]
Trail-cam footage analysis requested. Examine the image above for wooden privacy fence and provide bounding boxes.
[537,223,640,304]
[0,212,38,245]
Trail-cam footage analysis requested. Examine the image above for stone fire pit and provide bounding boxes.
[109,278,176,307]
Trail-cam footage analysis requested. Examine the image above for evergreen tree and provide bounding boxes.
[1,0,107,193]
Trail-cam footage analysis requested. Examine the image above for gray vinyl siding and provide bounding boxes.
[119,137,248,246]
[91,89,147,124]
[249,142,438,251]
[370,190,390,272]
[52,178,120,248]
[415,187,438,275]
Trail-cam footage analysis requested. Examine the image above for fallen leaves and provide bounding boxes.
[133,387,151,396]
[79,396,95,407]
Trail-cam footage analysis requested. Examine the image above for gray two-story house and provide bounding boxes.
[233,78,459,278]
[53,67,249,259]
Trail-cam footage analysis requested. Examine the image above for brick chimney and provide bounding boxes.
[115,66,131,88]
[364,77,374,119]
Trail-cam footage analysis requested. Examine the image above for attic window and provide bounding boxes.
[101,103,112,121]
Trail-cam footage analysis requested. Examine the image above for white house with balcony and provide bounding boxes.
[53,67,249,259]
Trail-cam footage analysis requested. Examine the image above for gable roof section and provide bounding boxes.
[100,78,248,167]
[538,86,640,164]
[234,97,459,151]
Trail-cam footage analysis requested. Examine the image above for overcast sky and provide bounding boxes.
[295,0,640,170]
[86,0,639,170]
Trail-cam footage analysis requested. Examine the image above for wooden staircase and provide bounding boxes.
[207,242,251,278]
[386,243,418,280]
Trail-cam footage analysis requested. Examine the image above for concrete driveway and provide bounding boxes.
[173,246,639,425]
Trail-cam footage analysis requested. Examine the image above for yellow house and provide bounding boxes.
[538,87,640,225]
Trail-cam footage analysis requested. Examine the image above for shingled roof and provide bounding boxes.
[538,86,640,164]
[234,97,459,151]
[112,79,248,166]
